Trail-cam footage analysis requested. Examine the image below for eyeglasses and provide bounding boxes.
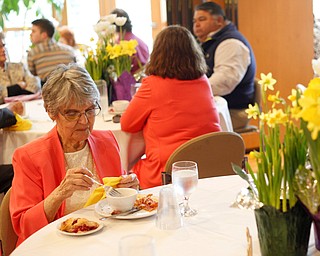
[59,103,101,122]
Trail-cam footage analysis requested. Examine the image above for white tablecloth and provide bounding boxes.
[10,175,320,256]
[0,97,232,166]
[0,99,145,170]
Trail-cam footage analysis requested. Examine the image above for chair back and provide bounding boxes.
[162,131,245,184]
[254,78,262,109]
[0,188,18,256]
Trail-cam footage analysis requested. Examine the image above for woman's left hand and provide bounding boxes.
[117,173,139,190]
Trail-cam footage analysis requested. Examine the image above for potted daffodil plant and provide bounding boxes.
[233,73,312,256]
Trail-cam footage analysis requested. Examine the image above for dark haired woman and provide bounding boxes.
[121,25,221,189]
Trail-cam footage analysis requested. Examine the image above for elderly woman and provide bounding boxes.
[10,64,139,246]
[0,32,41,104]
[121,25,221,189]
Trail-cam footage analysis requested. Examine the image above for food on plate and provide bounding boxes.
[59,217,99,233]
[134,194,158,212]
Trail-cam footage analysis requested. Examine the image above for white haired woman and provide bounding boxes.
[10,63,139,246]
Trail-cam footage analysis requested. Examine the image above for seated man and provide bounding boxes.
[28,18,76,84]
[0,101,24,194]
[0,32,41,104]
[193,2,256,131]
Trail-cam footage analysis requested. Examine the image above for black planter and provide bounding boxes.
[254,200,312,256]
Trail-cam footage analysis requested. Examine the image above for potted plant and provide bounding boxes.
[233,73,312,255]
[294,57,320,250]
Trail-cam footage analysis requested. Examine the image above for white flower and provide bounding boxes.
[312,58,320,76]
[115,17,127,27]
[93,21,116,38]
[93,21,111,33]
[100,14,117,23]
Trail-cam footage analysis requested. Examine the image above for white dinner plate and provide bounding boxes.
[57,219,104,236]
[95,198,157,220]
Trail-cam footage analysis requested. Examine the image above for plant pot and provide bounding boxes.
[312,213,320,250]
[254,200,312,256]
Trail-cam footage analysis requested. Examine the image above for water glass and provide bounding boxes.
[119,234,156,256]
[172,161,198,217]
[156,187,183,230]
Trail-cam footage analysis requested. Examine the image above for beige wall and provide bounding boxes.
[238,0,314,99]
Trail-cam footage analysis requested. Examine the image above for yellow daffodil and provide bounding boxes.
[258,72,277,91]
[298,78,320,139]
[240,72,308,212]
[83,14,138,81]
[245,103,259,119]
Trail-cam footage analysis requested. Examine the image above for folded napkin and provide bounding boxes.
[3,113,32,131]
[84,176,122,207]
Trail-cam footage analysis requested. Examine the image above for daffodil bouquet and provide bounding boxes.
[243,73,308,212]
[81,14,138,82]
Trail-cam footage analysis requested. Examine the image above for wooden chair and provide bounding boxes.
[0,188,18,256]
[162,131,245,185]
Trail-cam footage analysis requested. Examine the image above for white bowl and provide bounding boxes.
[106,188,138,212]
[112,100,129,113]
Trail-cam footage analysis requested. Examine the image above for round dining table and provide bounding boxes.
[10,175,320,256]
[0,96,233,169]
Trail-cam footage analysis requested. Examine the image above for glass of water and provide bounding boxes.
[172,161,198,217]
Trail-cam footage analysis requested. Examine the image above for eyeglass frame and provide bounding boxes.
[59,102,101,122]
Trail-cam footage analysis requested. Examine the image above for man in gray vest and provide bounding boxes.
[193,2,256,132]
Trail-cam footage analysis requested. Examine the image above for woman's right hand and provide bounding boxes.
[56,167,94,199]
[44,167,94,222]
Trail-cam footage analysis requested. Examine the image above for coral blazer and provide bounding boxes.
[121,75,221,189]
[10,127,124,246]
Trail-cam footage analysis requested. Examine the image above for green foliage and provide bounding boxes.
[0,0,63,29]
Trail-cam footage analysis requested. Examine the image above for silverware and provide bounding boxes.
[84,175,122,197]
[99,207,141,220]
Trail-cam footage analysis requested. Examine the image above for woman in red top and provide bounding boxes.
[121,25,221,189]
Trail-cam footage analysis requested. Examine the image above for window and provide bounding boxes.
[65,0,100,45]
[115,0,153,51]
[4,0,53,63]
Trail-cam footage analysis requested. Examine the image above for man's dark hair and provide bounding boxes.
[195,2,226,20]
[32,18,55,38]
[110,8,132,32]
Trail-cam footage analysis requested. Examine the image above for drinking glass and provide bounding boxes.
[155,187,183,230]
[172,161,198,217]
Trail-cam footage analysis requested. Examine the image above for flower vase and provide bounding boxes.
[254,200,312,256]
[312,213,320,250]
[111,71,136,103]
[94,80,109,120]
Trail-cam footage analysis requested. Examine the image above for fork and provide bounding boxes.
[84,175,123,197]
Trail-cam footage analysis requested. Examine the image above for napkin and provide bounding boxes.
[84,176,122,207]
[3,113,32,131]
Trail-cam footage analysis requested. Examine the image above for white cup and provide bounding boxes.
[113,100,129,113]
[119,234,156,256]
[155,186,183,230]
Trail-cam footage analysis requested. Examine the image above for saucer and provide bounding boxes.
[108,107,124,116]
